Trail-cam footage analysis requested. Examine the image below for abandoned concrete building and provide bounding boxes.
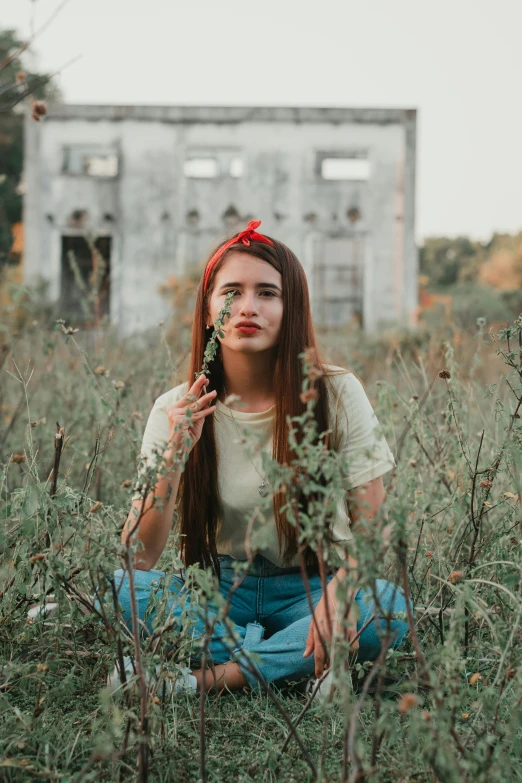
[23,105,418,334]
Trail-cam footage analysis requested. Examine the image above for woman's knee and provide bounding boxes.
[113,568,127,587]
[353,580,411,660]
[112,567,167,590]
[110,568,163,615]
[374,580,411,650]
[374,579,412,617]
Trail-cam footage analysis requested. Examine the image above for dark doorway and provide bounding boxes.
[312,236,365,328]
[59,236,111,325]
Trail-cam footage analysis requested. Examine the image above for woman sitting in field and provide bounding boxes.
[114,219,411,696]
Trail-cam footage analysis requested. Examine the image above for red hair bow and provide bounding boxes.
[203,219,274,293]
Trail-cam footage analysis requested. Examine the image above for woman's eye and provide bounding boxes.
[223,289,276,297]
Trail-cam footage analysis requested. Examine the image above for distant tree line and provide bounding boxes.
[419,232,522,329]
[420,232,522,291]
[0,27,57,266]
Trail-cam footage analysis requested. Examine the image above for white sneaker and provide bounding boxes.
[107,656,197,696]
[27,593,92,620]
[27,596,59,621]
[305,671,335,703]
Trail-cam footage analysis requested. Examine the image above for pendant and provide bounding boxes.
[258,481,269,498]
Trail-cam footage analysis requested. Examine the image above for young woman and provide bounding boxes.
[115,220,411,696]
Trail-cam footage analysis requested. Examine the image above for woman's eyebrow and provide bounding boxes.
[219,282,282,291]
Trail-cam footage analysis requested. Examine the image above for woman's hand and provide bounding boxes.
[166,374,217,458]
[303,578,360,677]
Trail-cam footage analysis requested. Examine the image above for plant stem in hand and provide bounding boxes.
[196,291,234,380]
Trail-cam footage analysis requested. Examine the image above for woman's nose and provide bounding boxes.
[239,293,259,316]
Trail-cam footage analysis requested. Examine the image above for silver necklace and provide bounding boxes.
[222,382,270,498]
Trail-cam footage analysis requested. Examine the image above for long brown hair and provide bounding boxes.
[178,232,337,579]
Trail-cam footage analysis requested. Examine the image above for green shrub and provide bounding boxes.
[1,298,521,782]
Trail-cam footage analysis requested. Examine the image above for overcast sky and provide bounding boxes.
[3,0,521,243]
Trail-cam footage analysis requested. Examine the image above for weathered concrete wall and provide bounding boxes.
[24,105,417,335]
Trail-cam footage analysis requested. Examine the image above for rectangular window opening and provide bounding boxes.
[320,157,371,181]
[83,154,118,178]
[62,145,119,178]
[183,158,220,178]
[316,151,370,182]
[229,157,244,178]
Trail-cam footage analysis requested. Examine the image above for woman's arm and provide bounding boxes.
[121,374,217,570]
[304,476,388,675]
[121,446,183,570]
[335,474,386,582]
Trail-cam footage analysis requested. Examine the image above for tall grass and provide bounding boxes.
[1,287,521,782]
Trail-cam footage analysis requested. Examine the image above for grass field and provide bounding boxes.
[1,292,521,782]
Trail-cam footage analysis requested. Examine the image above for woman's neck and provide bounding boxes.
[220,349,276,411]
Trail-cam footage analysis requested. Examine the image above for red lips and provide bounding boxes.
[235,321,261,329]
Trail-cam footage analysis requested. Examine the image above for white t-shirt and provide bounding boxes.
[133,366,396,567]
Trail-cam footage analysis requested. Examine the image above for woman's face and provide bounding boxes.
[206,252,283,355]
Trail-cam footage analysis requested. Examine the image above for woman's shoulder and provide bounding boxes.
[152,380,190,410]
[321,365,375,426]
[322,364,365,396]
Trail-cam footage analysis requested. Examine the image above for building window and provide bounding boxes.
[317,152,370,181]
[229,157,244,178]
[83,154,118,177]
[183,157,220,178]
[183,150,243,179]
[62,146,119,178]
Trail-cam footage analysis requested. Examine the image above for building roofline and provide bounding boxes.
[44,103,417,125]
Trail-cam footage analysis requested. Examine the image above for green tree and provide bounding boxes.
[0,28,58,264]
[419,236,484,287]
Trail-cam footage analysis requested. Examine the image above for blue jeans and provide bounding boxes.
[111,554,411,691]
